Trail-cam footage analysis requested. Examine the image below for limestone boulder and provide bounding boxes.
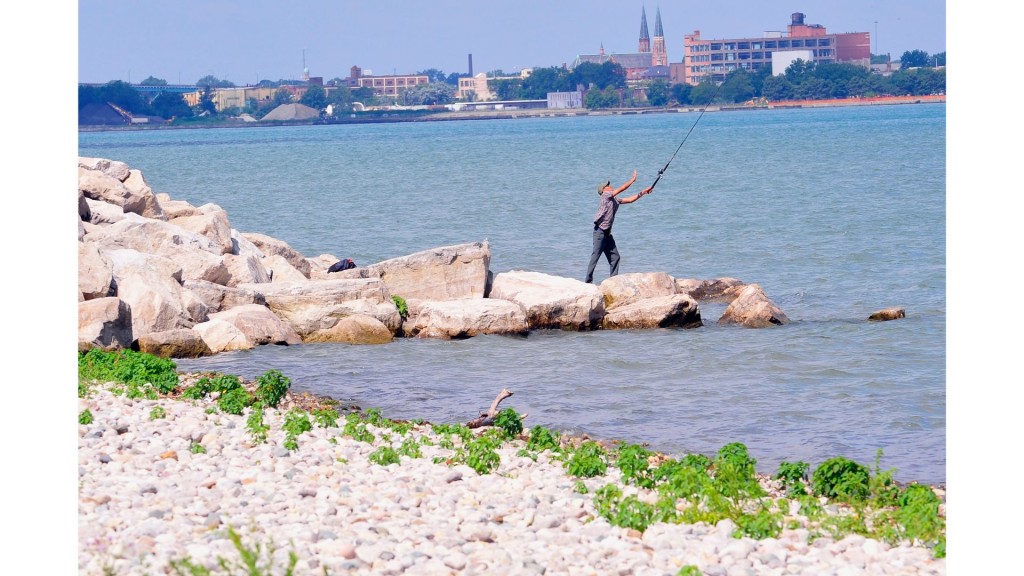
[401,298,529,339]
[222,253,272,286]
[869,307,906,321]
[182,279,266,314]
[241,232,311,278]
[304,314,394,345]
[264,254,309,283]
[205,304,302,346]
[599,272,677,311]
[78,297,133,351]
[192,319,254,354]
[340,242,491,301]
[676,277,746,303]
[79,157,131,181]
[84,198,131,225]
[79,166,160,218]
[237,278,402,337]
[230,229,264,258]
[308,254,340,280]
[105,249,193,338]
[122,169,165,219]
[602,294,702,330]
[134,329,212,358]
[488,270,604,331]
[79,189,91,221]
[86,217,223,256]
[78,242,114,300]
[156,193,202,219]
[718,284,790,328]
[170,206,233,255]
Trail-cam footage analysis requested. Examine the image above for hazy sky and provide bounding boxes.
[78,1,947,85]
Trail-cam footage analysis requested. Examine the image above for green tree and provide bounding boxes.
[645,79,669,106]
[196,74,236,88]
[272,89,293,105]
[521,66,572,99]
[570,61,626,90]
[899,50,930,69]
[784,59,816,85]
[417,68,448,83]
[444,72,467,86]
[84,80,150,114]
[199,85,217,114]
[690,80,719,105]
[720,69,755,103]
[400,82,455,105]
[300,84,328,110]
[493,78,524,100]
[670,82,693,105]
[139,76,168,86]
[761,75,795,101]
[584,86,621,109]
[150,92,193,119]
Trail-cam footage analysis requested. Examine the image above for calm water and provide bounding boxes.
[79,104,946,484]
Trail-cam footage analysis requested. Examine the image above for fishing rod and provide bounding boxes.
[645,78,726,193]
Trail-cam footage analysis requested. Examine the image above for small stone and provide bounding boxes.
[160,450,178,460]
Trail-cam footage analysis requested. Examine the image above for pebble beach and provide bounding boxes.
[77,383,946,576]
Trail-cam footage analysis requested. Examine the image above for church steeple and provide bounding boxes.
[652,6,667,66]
[639,6,651,53]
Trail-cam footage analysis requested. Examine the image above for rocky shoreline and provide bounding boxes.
[79,156,802,361]
[78,381,946,575]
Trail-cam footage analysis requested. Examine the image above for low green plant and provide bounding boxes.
[312,408,339,428]
[775,460,810,495]
[526,425,560,452]
[678,566,703,576]
[617,443,654,488]
[566,441,608,478]
[283,409,312,437]
[254,370,291,408]
[734,508,783,539]
[190,442,206,454]
[169,525,297,576]
[218,387,253,416]
[887,483,946,549]
[78,349,179,394]
[247,406,269,445]
[392,295,409,319]
[369,445,401,466]
[397,438,423,459]
[574,480,589,494]
[812,456,871,502]
[342,414,376,443]
[149,406,167,420]
[78,409,93,425]
[494,408,523,439]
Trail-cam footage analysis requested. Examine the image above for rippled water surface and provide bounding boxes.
[80,104,946,483]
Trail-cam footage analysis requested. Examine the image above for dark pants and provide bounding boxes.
[586,227,620,283]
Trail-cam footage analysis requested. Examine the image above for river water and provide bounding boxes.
[79,104,946,484]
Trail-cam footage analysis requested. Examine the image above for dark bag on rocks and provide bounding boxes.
[328,258,357,273]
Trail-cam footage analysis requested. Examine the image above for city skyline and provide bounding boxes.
[77,1,947,86]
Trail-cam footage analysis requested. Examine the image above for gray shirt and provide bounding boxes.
[593,191,621,231]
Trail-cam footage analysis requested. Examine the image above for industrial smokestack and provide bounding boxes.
[468,54,473,76]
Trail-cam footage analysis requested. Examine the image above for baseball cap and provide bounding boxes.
[597,180,610,192]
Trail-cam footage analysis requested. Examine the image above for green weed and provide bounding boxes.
[149,406,167,420]
[566,441,608,478]
[78,349,179,394]
[526,425,561,452]
[246,406,269,445]
[494,408,523,439]
[392,295,409,319]
[369,446,401,466]
[254,370,290,409]
[812,456,871,503]
[79,409,93,425]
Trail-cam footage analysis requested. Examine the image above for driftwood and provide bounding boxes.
[466,388,528,429]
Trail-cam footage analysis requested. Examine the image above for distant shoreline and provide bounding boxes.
[78,94,945,132]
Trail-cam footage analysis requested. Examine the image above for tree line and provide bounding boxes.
[78,49,945,123]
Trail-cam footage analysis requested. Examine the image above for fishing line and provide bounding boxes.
[646,79,726,192]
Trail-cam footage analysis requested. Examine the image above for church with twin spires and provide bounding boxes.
[573,5,669,85]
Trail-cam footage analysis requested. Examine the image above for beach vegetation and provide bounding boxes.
[775,460,810,496]
[254,370,291,409]
[369,445,401,466]
[526,425,561,453]
[217,387,252,416]
[312,408,339,428]
[397,437,423,459]
[677,567,703,576]
[494,407,523,439]
[79,348,179,394]
[79,409,94,425]
[566,441,609,478]
[149,406,167,420]
[391,295,409,320]
[812,456,871,502]
[190,442,206,454]
[169,525,297,576]
[246,406,269,445]
[282,408,312,449]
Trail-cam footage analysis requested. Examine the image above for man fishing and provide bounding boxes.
[585,169,653,284]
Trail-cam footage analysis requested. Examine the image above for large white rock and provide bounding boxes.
[122,169,165,219]
[601,294,702,330]
[78,297,133,351]
[78,242,114,300]
[303,314,394,345]
[264,254,309,283]
[402,297,529,339]
[155,193,202,219]
[192,319,254,353]
[181,279,266,314]
[337,242,491,301]
[675,277,746,303]
[718,284,790,328]
[79,157,130,181]
[105,249,194,338]
[170,207,234,255]
[135,329,212,358]
[488,270,604,331]
[599,272,677,311]
[204,304,302,346]
[235,278,402,338]
[241,232,311,278]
